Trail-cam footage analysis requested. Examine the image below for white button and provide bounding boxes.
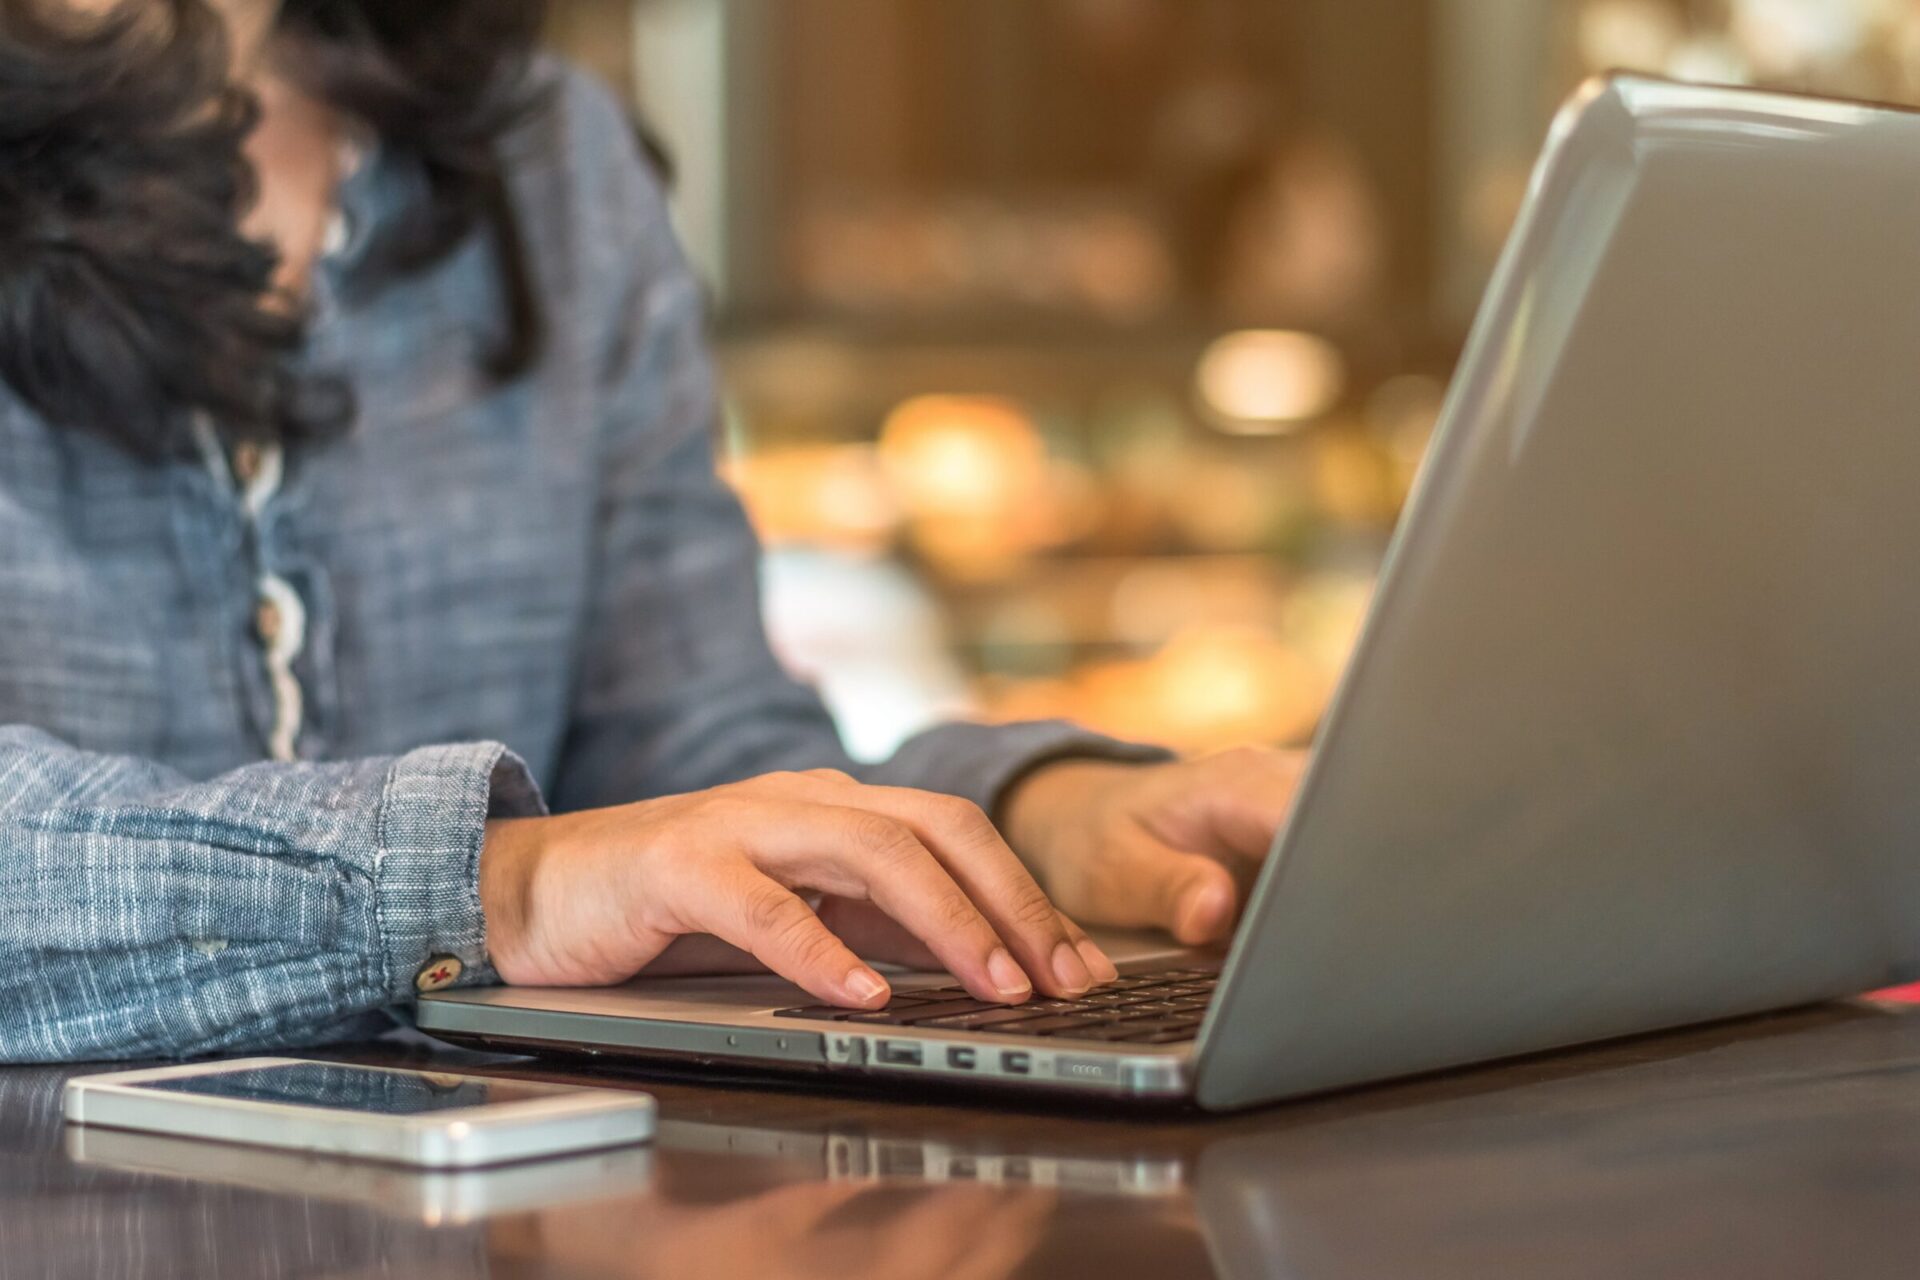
[231,441,263,487]
[322,211,351,258]
[416,956,465,992]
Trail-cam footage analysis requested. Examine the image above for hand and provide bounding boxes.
[478,770,1116,1009]
[499,1181,1056,1280]
[997,747,1307,946]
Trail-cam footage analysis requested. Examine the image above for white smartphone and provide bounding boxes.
[63,1057,656,1169]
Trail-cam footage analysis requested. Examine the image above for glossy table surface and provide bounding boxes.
[7,998,1919,1279]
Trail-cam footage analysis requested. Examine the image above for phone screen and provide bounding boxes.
[137,1064,565,1116]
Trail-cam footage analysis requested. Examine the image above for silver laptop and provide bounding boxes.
[420,75,1920,1111]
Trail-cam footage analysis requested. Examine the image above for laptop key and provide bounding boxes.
[918,1007,1057,1030]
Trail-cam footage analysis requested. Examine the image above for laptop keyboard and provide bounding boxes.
[772,967,1220,1045]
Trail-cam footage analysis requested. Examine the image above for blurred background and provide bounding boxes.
[546,0,1920,761]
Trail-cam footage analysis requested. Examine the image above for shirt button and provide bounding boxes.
[255,598,283,648]
[231,441,263,487]
[416,956,465,993]
[322,211,351,259]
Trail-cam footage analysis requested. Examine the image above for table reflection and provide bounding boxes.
[7,1062,1209,1280]
[488,1181,1057,1280]
[18,1007,1905,1280]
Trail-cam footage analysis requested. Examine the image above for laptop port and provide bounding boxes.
[877,1041,923,1067]
[946,1047,977,1070]
[1001,1050,1031,1075]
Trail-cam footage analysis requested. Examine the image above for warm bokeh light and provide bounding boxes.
[878,395,1046,517]
[874,395,1094,579]
[595,0,1920,759]
[722,445,899,553]
[1195,330,1347,434]
[984,624,1329,753]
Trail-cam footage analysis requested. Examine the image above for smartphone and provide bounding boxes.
[63,1058,656,1169]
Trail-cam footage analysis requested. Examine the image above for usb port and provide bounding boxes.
[1001,1050,1031,1075]
[877,1041,923,1066]
[947,1047,977,1070]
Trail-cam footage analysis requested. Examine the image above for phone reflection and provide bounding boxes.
[64,1124,657,1226]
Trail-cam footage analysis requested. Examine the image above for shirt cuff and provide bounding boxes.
[874,719,1174,820]
[374,742,546,1002]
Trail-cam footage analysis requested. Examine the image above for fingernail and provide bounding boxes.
[1076,938,1119,984]
[987,948,1032,1001]
[1177,883,1234,942]
[844,967,891,1007]
[1051,941,1094,995]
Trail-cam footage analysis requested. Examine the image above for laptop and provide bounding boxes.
[419,75,1920,1111]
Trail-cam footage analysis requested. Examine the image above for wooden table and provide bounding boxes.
[6,998,1918,1279]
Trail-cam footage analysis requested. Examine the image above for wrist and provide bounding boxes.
[479,816,544,984]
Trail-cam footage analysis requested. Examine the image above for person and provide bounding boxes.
[0,0,1302,1063]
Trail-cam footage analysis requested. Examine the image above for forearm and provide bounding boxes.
[0,726,543,1062]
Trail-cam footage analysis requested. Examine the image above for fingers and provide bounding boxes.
[1055,913,1121,984]
[721,797,1039,1004]
[1179,747,1305,863]
[752,774,1106,998]
[644,900,952,977]
[844,786,1102,997]
[820,804,1044,1003]
[1148,844,1239,945]
[689,862,893,1009]
[1092,827,1241,946]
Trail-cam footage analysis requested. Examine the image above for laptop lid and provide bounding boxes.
[1193,76,1920,1111]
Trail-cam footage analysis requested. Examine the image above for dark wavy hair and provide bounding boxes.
[0,0,547,457]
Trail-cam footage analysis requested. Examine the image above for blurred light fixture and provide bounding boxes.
[877,395,1045,517]
[878,395,1076,579]
[1195,330,1346,434]
[1114,625,1324,751]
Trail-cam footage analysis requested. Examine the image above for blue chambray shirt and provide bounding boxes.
[0,63,1162,1063]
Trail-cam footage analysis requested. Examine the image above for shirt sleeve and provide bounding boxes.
[545,73,1170,819]
[0,725,545,1063]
